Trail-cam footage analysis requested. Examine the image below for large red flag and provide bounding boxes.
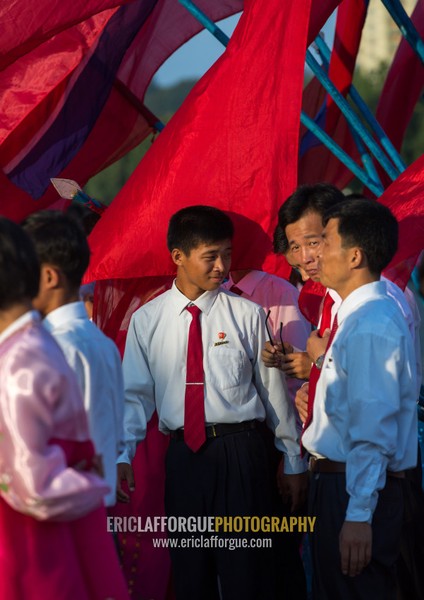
[86,0,313,283]
[0,0,243,219]
[375,0,424,155]
[0,0,133,70]
[298,0,366,188]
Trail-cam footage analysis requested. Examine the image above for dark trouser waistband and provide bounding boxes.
[169,420,258,441]
[308,457,405,479]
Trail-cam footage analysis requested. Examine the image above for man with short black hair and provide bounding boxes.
[23,210,125,508]
[117,205,307,600]
[304,198,417,599]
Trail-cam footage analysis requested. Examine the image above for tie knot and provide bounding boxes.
[186,304,201,318]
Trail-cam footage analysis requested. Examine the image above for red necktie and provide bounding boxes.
[184,305,206,452]
[301,293,336,453]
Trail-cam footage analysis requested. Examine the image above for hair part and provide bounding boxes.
[22,210,90,289]
[0,218,40,310]
[323,198,398,276]
[275,183,345,253]
[167,205,234,255]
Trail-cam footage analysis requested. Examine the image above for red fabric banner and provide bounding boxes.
[0,0,243,220]
[0,0,132,70]
[86,0,313,282]
[298,0,367,188]
[380,153,424,289]
[375,0,424,154]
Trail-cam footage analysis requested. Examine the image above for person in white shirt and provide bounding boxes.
[23,211,125,508]
[117,205,307,600]
[222,268,311,600]
[303,198,417,599]
[263,186,420,423]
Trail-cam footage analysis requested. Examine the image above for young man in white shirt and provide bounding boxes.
[117,205,307,600]
[303,198,417,599]
[23,211,125,508]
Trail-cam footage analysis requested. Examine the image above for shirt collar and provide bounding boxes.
[43,301,88,332]
[227,270,266,297]
[0,310,40,346]
[337,281,386,326]
[171,280,220,316]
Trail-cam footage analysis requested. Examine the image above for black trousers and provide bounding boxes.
[396,446,424,600]
[309,471,404,600]
[259,422,308,600]
[164,429,277,600]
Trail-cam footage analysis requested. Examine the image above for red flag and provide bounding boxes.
[381,153,424,289]
[0,0,134,70]
[375,0,424,154]
[86,0,313,282]
[298,0,367,188]
[0,0,243,218]
[326,0,367,128]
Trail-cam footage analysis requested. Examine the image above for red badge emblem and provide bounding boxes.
[218,332,226,340]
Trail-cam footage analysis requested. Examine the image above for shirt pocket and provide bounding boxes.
[207,346,245,391]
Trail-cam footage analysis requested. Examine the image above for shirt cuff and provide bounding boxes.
[345,495,375,524]
[283,454,308,475]
[117,448,132,465]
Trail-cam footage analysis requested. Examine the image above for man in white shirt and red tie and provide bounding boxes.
[117,205,307,600]
[303,198,417,599]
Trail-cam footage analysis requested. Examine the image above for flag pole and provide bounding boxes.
[314,34,406,174]
[381,0,424,64]
[300,112,384,196]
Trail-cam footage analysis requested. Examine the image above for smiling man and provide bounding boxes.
[117,205,306,600]
[303,198,417,599]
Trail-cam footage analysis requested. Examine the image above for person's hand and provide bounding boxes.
[306,329,330,363]
[277,461,308,513]
[73,454,104,477]
[339,521,372,577]
[91,454,104,478]
[295,382,309,424]
[279,351,312,380]
[261,341,294,369]
[116,462,135,503]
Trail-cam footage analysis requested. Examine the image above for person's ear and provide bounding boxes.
[171,248,185,267]
[40,264,61,289]
[350,247,365,269]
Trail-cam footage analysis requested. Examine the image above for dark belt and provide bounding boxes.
[308,457,405,479]
[169,420,258,441]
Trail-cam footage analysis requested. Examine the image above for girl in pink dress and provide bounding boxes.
[0,217,129,600]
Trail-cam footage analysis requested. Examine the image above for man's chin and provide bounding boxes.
[209,279,223,288]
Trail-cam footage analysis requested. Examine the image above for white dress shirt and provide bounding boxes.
[223,270,311,348]
[383,277,422,393]
[120,282,305,474]
[303,281,418,523]
[43,302,125,506]
[319,281,420,388]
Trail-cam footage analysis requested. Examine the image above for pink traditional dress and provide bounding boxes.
[0,311,129,600]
